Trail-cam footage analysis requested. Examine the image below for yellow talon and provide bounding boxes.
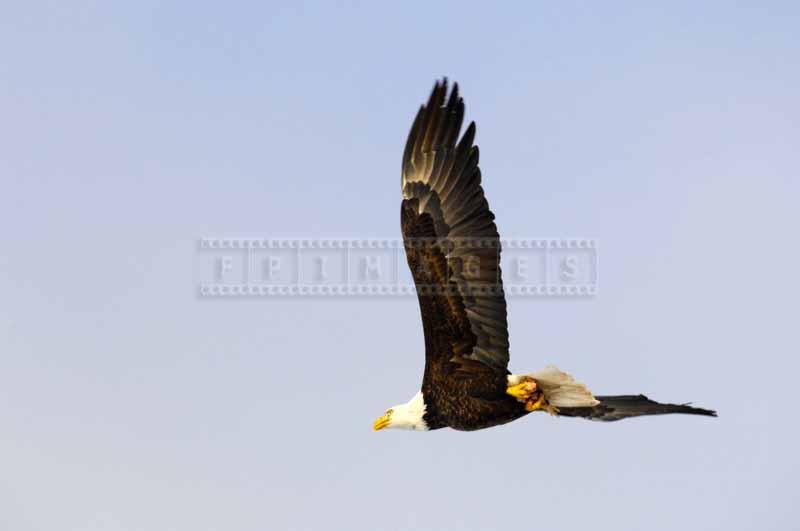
[526,394,560,415]
[525,393,546,412]
[506,379,537,401]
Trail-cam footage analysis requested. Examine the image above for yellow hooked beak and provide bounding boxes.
[373,412,392,431]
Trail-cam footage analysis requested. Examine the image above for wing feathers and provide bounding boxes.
[401,80,509,373]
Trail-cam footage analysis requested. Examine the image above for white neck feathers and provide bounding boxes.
[389,391,429,431]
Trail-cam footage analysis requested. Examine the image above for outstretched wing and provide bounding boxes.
[556,395,717,421]
[401,79,509,374]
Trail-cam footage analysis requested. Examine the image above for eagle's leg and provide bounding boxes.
[507,374,560,415]
[506,376,537,402]
[525,393,559,415]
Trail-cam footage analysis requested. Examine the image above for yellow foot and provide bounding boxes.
[525,394,559,415]
[506,377,537,402]
[524,393,545,411]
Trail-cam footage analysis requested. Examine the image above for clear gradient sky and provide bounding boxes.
[1,2,799,530]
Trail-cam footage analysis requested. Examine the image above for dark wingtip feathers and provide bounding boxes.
[427,78,462,113]
[577,394,719,422]
[679,403,718,417]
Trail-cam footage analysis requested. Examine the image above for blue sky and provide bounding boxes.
[1,2,798,530]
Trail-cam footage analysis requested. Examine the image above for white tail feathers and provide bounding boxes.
[511,366,600,408]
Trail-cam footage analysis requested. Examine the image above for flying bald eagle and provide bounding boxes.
[373,79,716,432]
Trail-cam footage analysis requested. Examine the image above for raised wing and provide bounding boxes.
[401,79,509,374]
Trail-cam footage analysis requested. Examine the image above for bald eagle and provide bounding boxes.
[373,79,716,432]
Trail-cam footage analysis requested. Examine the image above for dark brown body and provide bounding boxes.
[421,358,527,431]
[403,197,526,431]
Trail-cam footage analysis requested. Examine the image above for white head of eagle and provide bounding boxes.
[373,391,429,431]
